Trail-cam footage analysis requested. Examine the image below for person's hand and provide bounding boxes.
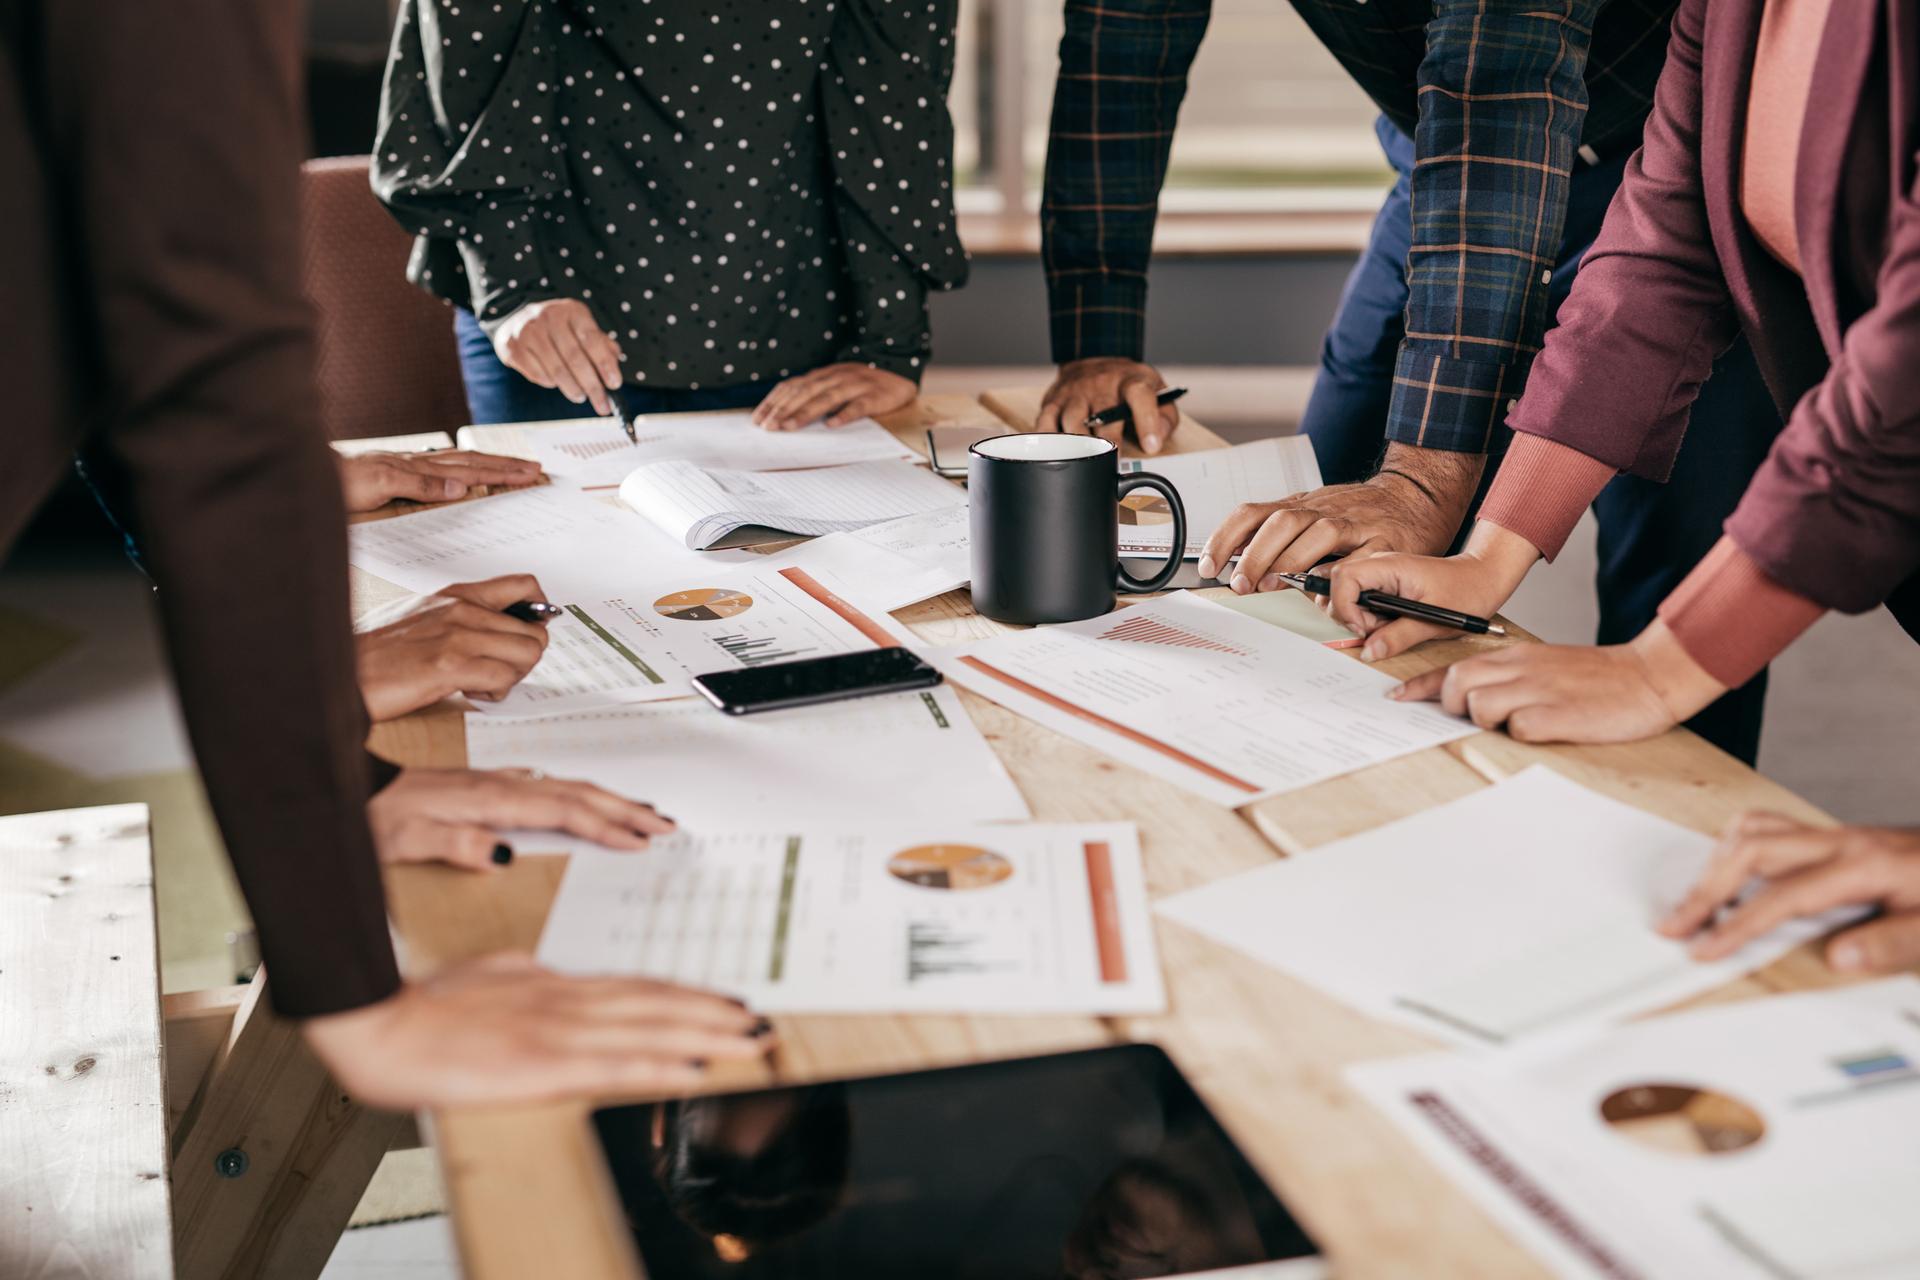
[1036,358,1179,454]
[491,298,625,416]
[1658,813,1920,972]
[1197,446,1486,591]
[301,952,774,1111]
[1320,520,1543,660]
[368,766,676,871]
[356,575,552,721]
[1387,620,1728,743]
[750,363,916,430]
[336,450,543,512]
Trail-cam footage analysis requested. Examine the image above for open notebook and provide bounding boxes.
[618,457,967,549]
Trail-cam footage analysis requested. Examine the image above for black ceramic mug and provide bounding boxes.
[968,433,1186,625]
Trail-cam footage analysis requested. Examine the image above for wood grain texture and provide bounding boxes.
[359,394,1849,1280]
[0,804,173,1280]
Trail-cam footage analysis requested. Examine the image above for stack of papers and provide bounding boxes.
[460,412,915,489]
[1157,767,1858,1048]
[934,592,1473,805]
[536,822,1163,1014]
[620,456,966,550]
[754,504,972,610]
[1351,978,1920,1279]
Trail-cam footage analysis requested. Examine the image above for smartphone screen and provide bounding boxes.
[693,647,943,715]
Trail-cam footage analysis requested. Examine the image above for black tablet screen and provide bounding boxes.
[591,1044,1322,1279]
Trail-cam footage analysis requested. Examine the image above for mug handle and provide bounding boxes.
[1114,472,1186,594]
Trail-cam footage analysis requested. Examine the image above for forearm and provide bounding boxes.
[1372,443,1486,533]
[1040,0,1209,362]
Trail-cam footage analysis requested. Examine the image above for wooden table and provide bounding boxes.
[359,390,1850,1279]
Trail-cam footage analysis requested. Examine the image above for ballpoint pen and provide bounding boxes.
[503,600,565,623]
[1076,386,1189,431]
[1277,572,1507,637]
[611,394,637,444]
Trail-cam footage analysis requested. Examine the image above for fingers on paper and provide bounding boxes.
[440,574,550,611]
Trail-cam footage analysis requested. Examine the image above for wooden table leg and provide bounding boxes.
[169,970,405,1280]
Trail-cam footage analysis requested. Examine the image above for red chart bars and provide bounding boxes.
[1098,613,1248,657]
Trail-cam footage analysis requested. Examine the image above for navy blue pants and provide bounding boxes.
[454,308,779,423]
[1300,120,1782,764]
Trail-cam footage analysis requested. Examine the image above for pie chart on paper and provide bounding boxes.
[653,588,755,622]
[888,844,1015,891]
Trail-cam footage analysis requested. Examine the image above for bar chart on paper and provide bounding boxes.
[535,824,1166,1013]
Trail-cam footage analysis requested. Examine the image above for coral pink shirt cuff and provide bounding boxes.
[1478,432,1618,561]
[1658,536,1825,688]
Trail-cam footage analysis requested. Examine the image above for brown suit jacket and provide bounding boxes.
[0,0,400,1016]
[1508,0,1920,617]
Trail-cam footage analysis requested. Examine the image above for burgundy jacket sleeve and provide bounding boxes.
[1502,0,1739,481]
[1724,180,1920,612]
[43,0,401,1017]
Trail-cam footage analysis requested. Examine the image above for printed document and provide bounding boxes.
[619,457,965,550]
[457,412,914,489]
[1118,436,1322,557]
[465,683,1030,829]
[754,504,972,610]
[536,822,1163,1014]
[933,592,1473,806]
[347,485,706,598]
[1157,767,1859,1048]
[471,565,896,715]
[1350,978,1920,1279]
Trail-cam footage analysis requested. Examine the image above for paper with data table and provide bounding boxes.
[536,822,1162,1014]
[619,457,966,550]
[933,592,1473,806]
[457,413,915,489]
[1118,436,1322,557]
[468,563,895,716]
[347,484,707,599]
[1156,767,1859,1049]
[1350,978,1920,1280]
[465,683,1029,830]
[753,504,972,610]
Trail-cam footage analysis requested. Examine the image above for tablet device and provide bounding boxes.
[591,1043,1324,1278]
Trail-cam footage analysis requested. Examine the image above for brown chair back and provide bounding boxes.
[300,155,470,440]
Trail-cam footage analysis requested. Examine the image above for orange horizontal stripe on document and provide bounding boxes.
[779,567,893,646]
[958,656,1260,794]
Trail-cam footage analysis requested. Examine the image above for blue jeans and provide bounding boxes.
[1300,119,1782,764]
[453,308,780,423]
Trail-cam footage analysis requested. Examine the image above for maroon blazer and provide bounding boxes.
[0,0,401,1017]
[1507,0,1920,616]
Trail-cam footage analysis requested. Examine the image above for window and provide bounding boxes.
[949,0,1392,214]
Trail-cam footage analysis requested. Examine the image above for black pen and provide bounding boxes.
[504,600,564,623]
[1078,386,1189,430]
[1277,572,1507,637]
[610,394,637,444]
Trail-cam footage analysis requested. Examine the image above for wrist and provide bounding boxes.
[1457,520,1541,606]
[1372,445,1484,519]
[1626,619,1728,724]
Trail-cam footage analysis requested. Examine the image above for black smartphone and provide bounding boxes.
[692,646,943,715]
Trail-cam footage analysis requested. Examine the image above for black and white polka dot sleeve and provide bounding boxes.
[371,0,567,328]
[820,0,970,381]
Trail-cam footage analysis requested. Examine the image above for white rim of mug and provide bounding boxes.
[969,433,1117,463]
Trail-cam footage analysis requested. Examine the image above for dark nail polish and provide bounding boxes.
[688,1058,709,1071]
[750,1017,774,1038]
[491,843,514,866]
[725,995,751,1009]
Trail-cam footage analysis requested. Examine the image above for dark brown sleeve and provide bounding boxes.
[42,0,400,1017]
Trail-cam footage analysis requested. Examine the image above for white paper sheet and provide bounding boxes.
[1349,978,1920,1280]
[465,682,1030,829]
[536,821,1162,1014]
[347,484,709,598]
[933,592,1473,806]
[1118,436,1322,557]
[457,413,915,489]
[1158,767,1861,1048]
[619,457,966,550]
[752,504,972,610]
[470,563,894,715]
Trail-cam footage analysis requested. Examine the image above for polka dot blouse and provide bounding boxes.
[373,0,969,392]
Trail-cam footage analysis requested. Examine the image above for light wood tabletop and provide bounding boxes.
[355,391,1850,1279]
